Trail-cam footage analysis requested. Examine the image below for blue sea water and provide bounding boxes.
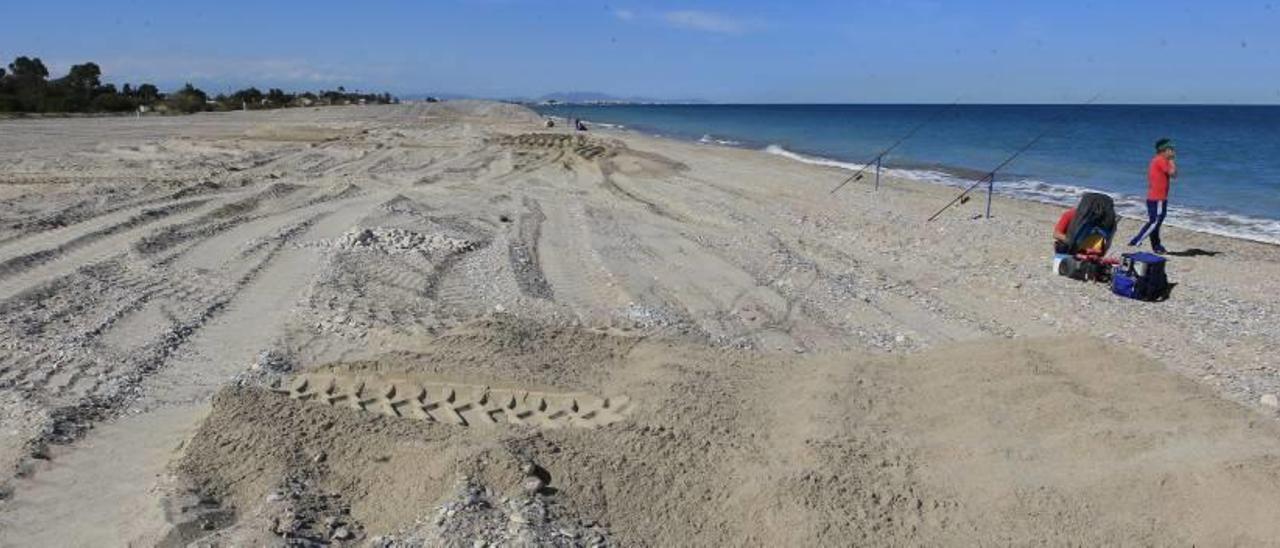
[534,104,1280,244]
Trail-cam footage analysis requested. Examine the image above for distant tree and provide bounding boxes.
[232,86,263,108]
[0,53,390,114]
[266,87,291,106]
[136,83,159,103]
[91,90,137,112]
[8,56,49,80]
[63,63,101,93]
[168,83,208,113]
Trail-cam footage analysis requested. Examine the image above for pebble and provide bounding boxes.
[1261,394,1279,408]
[522,475,546,494]
[332,526,353,540]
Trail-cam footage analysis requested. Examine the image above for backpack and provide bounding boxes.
[1065,193,1118,255]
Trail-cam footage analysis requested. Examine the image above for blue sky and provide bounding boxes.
[3,0,1279,103]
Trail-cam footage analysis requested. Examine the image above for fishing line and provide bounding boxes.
[926,94,1101,222]
[829,100,961,195]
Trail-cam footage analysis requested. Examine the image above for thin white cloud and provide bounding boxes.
[614,8,635,21]
[663,10,750,35]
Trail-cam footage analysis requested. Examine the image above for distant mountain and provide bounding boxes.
[533,92,710,105]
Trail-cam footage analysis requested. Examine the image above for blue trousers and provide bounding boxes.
[1129,200,1167,249]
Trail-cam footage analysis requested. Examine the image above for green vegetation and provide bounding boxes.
[0,55,397,115]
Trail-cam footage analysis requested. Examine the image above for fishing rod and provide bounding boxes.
[829,100,961,195]
[926,94,1101,222]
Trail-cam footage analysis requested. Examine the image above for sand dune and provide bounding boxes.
[0,102,1277,545]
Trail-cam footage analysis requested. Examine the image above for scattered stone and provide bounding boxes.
[332,526,353,540]
[328,226,476,255]
[521,475,545,494]
[1261,394,1279,408]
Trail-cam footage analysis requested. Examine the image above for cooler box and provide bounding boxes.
[1112,252,1169,301]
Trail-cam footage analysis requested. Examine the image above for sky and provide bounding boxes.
[3,0,1280,103]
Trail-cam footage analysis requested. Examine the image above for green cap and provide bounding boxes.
[1155,138,1175,152]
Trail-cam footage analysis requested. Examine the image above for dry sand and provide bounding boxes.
[0,101,1277,546]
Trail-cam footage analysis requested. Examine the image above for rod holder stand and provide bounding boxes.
[985,173,995,219]
[875,157,882,191]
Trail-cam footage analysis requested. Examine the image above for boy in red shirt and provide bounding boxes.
[1128,138,1177,253]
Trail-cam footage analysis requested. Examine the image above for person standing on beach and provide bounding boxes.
[1129,138,1177,253]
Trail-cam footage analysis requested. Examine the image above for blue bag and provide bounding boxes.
[1111,266,1138,299]
[1112,253,1169,301]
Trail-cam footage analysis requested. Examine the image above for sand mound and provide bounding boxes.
[423,100,543,125]
[166,323,1280,545]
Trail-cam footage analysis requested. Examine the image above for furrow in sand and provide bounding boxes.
[131,182,306,256]
[534,192,633,327]
[506,197,554,300]
[600,172,691,224]
[0,198,212,281]
[7,214,323,423]
[0,180,233,249]
[0,205,367,545]
[0,198,222,304]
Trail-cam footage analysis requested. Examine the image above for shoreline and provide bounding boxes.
[550,113,1280,246]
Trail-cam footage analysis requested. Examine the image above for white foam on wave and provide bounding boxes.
[764,144,1280,245]
[698,134,743,146]
[764,144,865,171]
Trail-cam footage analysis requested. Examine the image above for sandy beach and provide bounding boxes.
[1,101,1278,545]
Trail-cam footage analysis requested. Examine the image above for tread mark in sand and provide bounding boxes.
[507,197,554,300]
[277,373,633,429]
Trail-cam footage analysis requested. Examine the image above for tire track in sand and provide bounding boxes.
[0,196,381,545]
[0,198,212,281]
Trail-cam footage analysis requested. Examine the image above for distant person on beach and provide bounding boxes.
[575,118,588,132]
[545,117,555,128]
[1129,138,1177,253]
[1053,206,1076,254]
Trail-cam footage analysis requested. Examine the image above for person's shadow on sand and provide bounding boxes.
[1165,248,1221,257]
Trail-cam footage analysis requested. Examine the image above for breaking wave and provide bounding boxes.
[764,144,1280,245]
[699,134,743,146]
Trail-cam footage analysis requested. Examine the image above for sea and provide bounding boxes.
[533,104,1280,244]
